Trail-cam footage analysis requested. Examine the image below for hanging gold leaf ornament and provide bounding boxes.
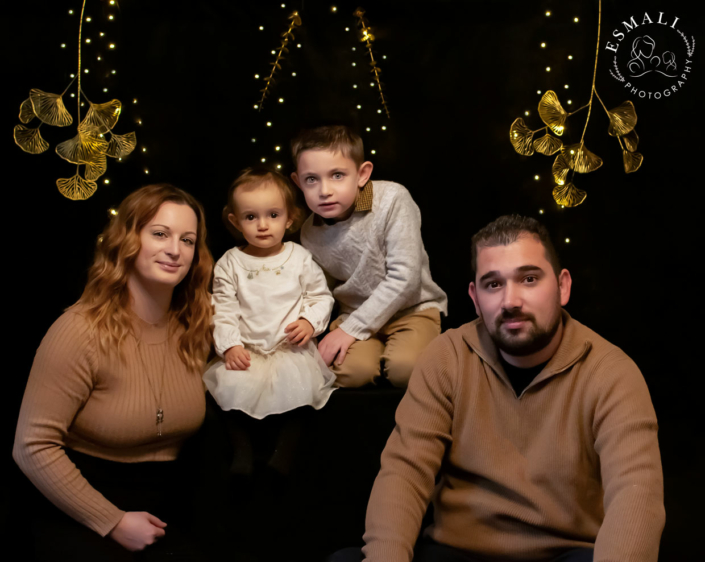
[563,143,603,174]
[14,125,50,154]
[552,182,587,207]
[623,150,644,173]
[622,129,639,152]
[57,172,98,201]
[80,99,122,134]
[538,91,568,136]
[85,154,108,180]
[607,101,637,137]
[56,128,109,164]
[107,131,137,158]
[509,118,535,156]
[29,89,73,127]
[552,153,571,186]
[19,99,36,124]
[533,133,563,156]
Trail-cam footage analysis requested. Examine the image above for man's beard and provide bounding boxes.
[488,306,562,357]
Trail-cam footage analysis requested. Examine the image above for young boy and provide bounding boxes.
[290,125,447,388]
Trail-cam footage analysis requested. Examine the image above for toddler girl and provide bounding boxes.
[204,168,336,420]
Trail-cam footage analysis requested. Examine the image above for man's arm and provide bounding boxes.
[591,351,665,562]
[362,335,456,562]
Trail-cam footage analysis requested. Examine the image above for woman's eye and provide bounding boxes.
[182,238,195,246]
[153,231,166,238]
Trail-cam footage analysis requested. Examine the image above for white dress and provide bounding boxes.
[203,242,336,419]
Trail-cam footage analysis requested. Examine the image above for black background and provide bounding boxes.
[2,0,702,558]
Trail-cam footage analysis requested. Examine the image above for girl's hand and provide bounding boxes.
[285,319,315,346]
[318,328,357,366]
[109,511,167,552]
[224,345,251,370]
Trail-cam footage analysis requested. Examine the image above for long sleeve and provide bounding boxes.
[212,259,243,357]
[591,351,665,562]
[339,189,424,340]
[13,313,125,537]
[298,251,335,337]
[362,335,456,561]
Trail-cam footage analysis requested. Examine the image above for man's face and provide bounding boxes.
[468,235,571,357]
[292,149,372,221]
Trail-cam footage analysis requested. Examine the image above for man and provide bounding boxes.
[339,215,664,562]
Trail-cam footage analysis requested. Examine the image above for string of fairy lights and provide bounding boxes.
[250,4,390,169]
[519,7,585,245]
[64,1,148,195]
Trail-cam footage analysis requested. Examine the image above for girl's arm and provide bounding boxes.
[212,259,244,357]
[299,250,335,337]
[13,311,126,537]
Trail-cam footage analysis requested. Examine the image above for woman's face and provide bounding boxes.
[133,202,199,289]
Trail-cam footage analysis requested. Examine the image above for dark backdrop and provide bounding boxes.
[2,0,702,558]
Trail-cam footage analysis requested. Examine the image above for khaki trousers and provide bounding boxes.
[330,308,441,389]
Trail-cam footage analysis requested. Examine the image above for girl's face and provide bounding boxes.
[228,181,293,257]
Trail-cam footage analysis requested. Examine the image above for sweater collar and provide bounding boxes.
[311,180,373,226]
[461,309,592,393]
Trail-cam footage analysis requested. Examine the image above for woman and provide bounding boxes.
[13,184,213,560]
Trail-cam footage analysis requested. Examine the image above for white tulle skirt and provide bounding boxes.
[203,340,337,419]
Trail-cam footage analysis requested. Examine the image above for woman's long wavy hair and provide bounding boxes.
[78,184,214,372]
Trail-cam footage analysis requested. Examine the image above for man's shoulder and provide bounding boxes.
[420,320,484,363]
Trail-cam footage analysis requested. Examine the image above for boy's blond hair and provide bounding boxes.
[291,125,365,168]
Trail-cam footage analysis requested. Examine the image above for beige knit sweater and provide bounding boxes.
[363,311,665,562]
[13,308,206,537]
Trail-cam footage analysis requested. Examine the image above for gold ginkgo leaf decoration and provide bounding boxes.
[552,153,571,186]
[623,150,644,173]
[13,125,50,154]
[563,143,603,174]
[257,10,302,111]
[508,1,644,208]
[552,183,587,207]
[56,128,110,164]
[354,7,390,118]
[85,154,108,180]
[106,131,137,158]
[19,99,36,124]
[29,89,73,127]
[57,173,98,201]
[510,118,535,156]
[622,129,639,152]
[538,91,568,136]
[80,99,122,134]
[533,133,563,156]
[13,1,136,200]
[607,101,637,137]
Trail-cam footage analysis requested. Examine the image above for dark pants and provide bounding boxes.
[328,539,594,562]
[30,449,206,562]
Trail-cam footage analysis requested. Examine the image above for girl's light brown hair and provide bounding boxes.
[222,167,303,238]
[78,184,214,372]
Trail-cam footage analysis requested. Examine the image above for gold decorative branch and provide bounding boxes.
[508,0,642,208]
[13,0,136,200]
[257,11,302,112]
[354,7,390,118]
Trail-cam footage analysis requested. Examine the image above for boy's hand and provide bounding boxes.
[319,328,357,366]
[285,318,315,346]
[224,345,251,370]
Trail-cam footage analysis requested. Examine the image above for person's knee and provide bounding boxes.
[383,354,415,388]
[332,358,381,388]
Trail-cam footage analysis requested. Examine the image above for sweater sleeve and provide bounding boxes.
[298,249,335,337]
[362,335,456,561]
[591,351,665,562]
[212,257,244,356]
[12,312,126,537]
[339,188,424,340]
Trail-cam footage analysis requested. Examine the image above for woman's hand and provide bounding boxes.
[285,319,315,346]
[109,511,167,551]
[224,345,251,370]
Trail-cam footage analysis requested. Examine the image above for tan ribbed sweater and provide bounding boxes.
[363,311,664,562]
[13,308,206,537]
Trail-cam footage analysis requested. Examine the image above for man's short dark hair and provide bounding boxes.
[471,215,561,279]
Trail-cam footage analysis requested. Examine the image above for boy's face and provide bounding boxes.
[292,149,373,221]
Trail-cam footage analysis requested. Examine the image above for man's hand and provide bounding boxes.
[109,511,167,552]
[318,328,357,366]
[224,345,251,370]
[285,318,315,346]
